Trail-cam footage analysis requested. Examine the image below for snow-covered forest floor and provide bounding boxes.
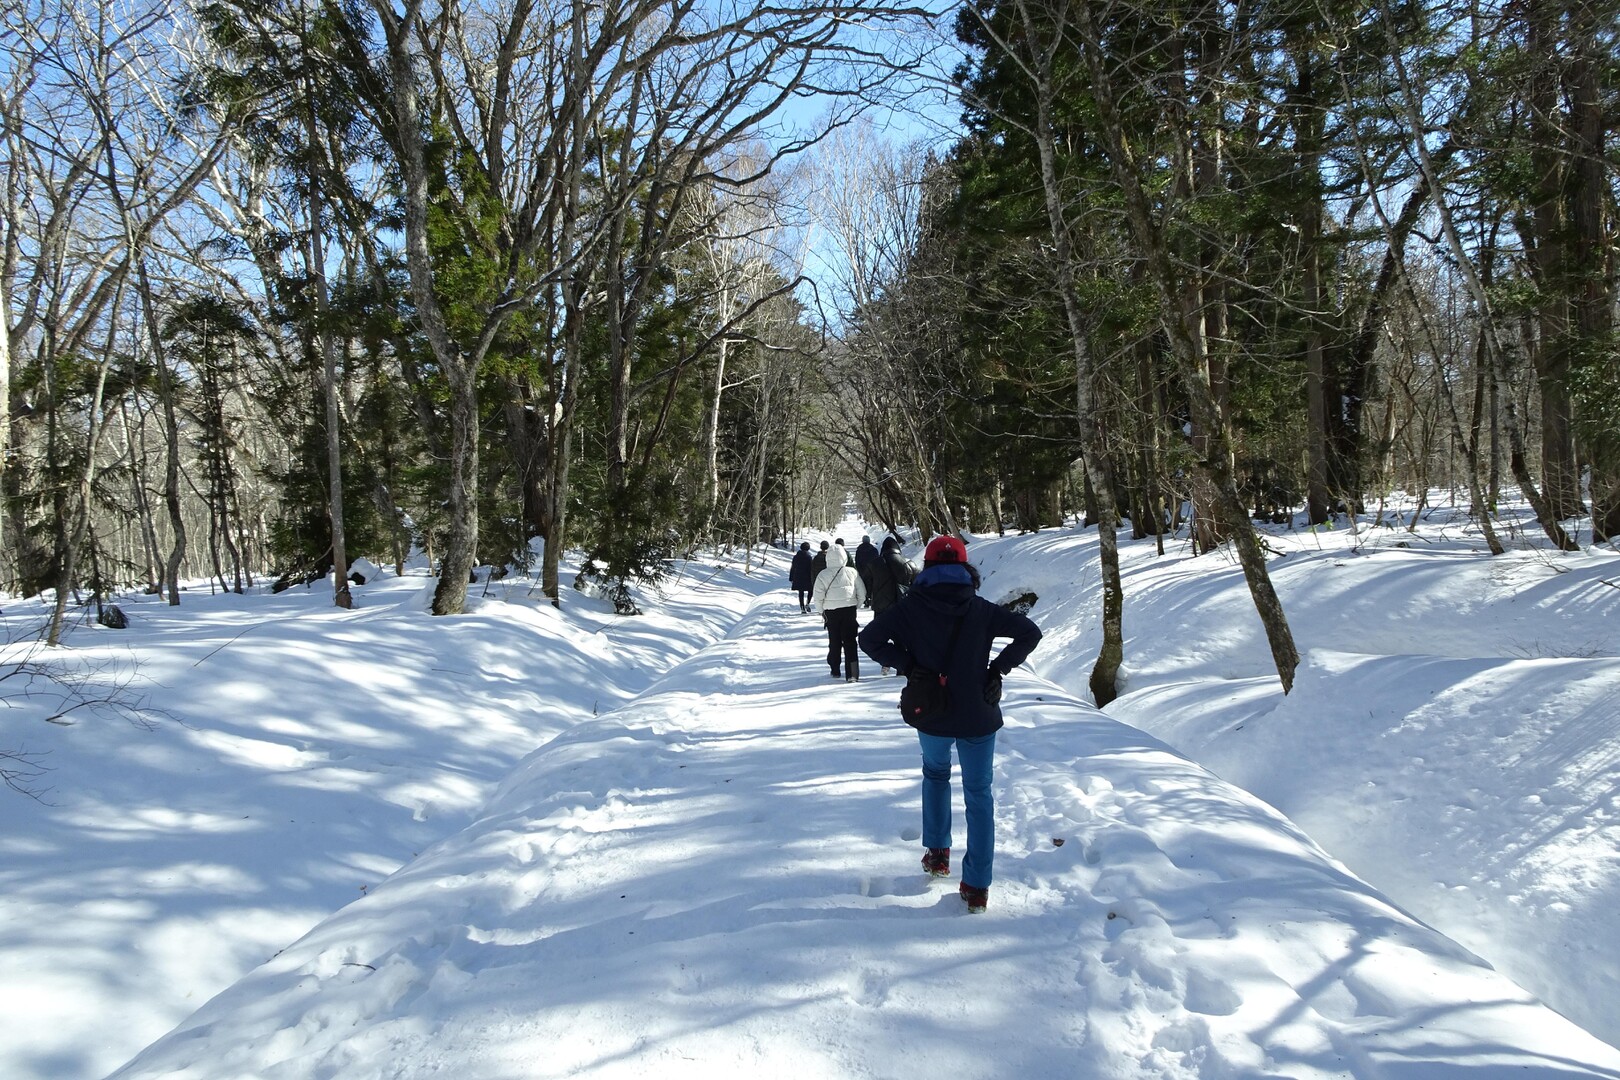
[3,494,1618,1078]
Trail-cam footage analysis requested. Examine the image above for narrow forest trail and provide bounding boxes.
[109,587,1620,1079]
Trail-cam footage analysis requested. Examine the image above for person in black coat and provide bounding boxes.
[810,540,830,579]
[858,534,1041,913]
[864,537,912,676]
[867,536,913,615]
[789,541,815,613]
[854,535,880,596]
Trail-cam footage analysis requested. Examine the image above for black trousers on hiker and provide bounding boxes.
[824,606,860,678]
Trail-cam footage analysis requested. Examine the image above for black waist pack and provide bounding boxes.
[900,668,949,727]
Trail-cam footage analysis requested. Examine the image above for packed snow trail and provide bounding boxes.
[110,590,1620,1078]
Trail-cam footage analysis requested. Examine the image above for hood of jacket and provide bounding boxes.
[911,563,974,616]
[826,543,849,570]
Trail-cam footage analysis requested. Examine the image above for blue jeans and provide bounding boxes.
[918,731,997,888]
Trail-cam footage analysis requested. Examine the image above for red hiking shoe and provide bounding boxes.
[921,847,950,878]
[959,882,989,913]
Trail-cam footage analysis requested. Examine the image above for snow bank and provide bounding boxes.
[109,583,1620,1078]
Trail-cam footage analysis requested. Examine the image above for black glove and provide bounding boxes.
[983,665,1004,705]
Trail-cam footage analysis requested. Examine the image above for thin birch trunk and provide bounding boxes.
[131,259,187,604]
[306,126,352,609]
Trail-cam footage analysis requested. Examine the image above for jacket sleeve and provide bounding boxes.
[987,605,1042,675]
[858,607,913,673]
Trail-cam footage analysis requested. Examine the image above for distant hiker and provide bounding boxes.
[858,534,1041,914]
[865,545,897,617]
[789,542,815,613]
[810,540,831,579]
[813,541,868,682]
[854,535,881,600]
[867,536,914,616]
[864,537,913,676]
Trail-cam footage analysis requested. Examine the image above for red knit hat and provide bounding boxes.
[923,534,967,565]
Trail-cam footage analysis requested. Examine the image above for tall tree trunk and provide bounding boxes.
[541,0,593,607]
[1438,333,1505,554]
[374,0,483,614]
[501,381,551,540]
[1073,0,1300,693]
[745,351,773,574]
[1172,9,1234,555]
[1296,46,1332,524]
[435,361,480,613]
[1135,339,1167,555]
[306,119,352,609]
[1493,335,1577,548]
[1303,239,1331,523]
[1488,361,1502,506]
[1565,0,1616,540]
[1469,340,1490,517]
[544,284,583,607]
[47,316,118,644]
[206,479,228,594]
[134,260,187,604]
[1524,0,1585,523]
[991,0,1126,704]
[217,367,246,592]
[701,311,731,541]
[0,286,9,561]
[602,140,642,502]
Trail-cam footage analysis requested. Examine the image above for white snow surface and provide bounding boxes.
[0,501,1616,1078]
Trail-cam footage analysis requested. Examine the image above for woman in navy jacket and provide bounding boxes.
[858,534,1041,912]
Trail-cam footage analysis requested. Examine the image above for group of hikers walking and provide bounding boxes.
[789,535,916,681]
[786,530,1042,915]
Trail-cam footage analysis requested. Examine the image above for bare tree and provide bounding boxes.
[1,0,233,636]
[804,123,960,534]
[687,153,800,545]
[1376,0,1578,551]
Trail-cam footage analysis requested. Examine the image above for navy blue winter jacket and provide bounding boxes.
[858,564,1042,738]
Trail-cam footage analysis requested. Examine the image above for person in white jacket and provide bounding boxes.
[813,541,868,681]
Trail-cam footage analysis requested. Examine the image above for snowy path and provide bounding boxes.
[108,590,1620,1079]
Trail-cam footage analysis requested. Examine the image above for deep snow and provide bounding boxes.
[1,497,1617,1078]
